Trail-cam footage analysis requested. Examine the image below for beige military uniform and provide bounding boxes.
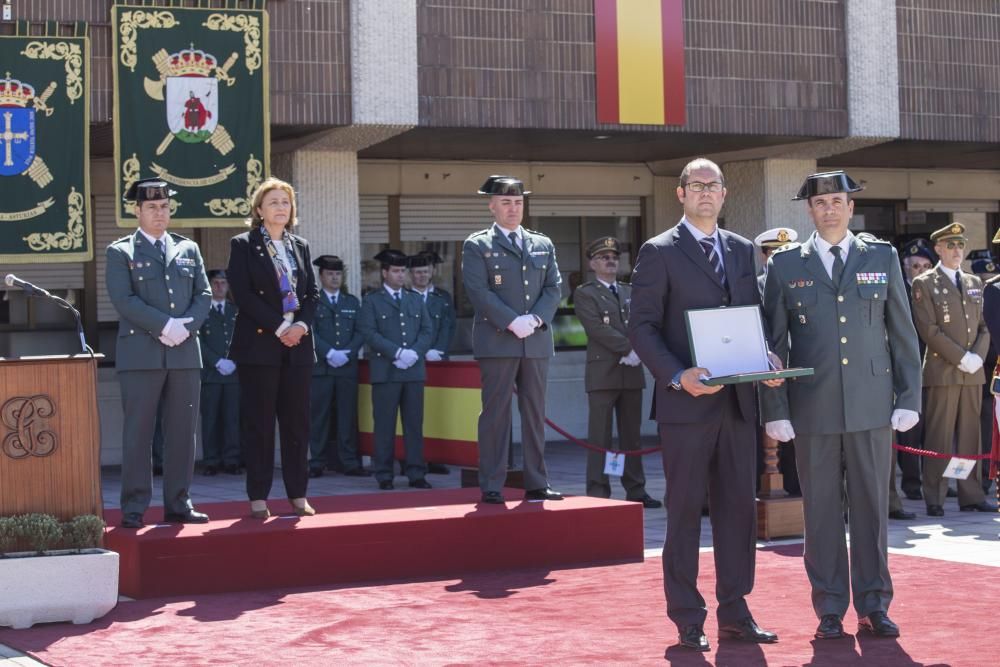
[574,280,648,499]
[911,265,990,507]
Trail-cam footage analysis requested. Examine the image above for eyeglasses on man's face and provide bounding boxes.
[944,241,966,250]
[684,181,724,193]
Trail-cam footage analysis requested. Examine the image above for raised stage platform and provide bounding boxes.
[103,488,644,599]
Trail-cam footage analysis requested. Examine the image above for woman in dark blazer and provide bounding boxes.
[227,177,320,518]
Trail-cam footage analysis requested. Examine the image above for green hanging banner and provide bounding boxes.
[112,3,270,228]
[0,30,91,263]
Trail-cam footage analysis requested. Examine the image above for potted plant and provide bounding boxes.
[0,513,119,629]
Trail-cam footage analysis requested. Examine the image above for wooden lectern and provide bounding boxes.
[0,354,103,520]
[756,432,804,540]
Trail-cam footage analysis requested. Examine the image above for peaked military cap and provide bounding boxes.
[373,248,408,268]
[792,170,864,201]
[585,236,621,258]
[967,248,993,261]
[753,227,798,249]
[313,254,345,271]
[900,238,936,263]
[124,177,177,203]
[206,269,227,281]
[929,222,967,243]
[477,175,530,196]
[971,258,998,275]
[408,250,443,268]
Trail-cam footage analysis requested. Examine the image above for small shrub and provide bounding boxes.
[63,515,105,550]
[12,513,63,554]
[0,517,15,554]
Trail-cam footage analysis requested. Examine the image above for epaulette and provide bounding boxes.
[168,231,191,242]
[577,280,597,289]
[466,229,490,240]
[986,274,1000,286]
[772,242,801,255]
[110,235,132,245]
[522,228,550,238]
[856,232,889,245]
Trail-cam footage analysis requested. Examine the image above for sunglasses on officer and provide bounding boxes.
[943,241,966,250]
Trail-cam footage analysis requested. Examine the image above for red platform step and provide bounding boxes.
[103,488,644,599]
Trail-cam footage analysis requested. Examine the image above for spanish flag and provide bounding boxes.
[595,0,686,126]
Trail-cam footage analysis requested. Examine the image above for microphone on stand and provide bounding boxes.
[4,274,52,298]
[4,274,89,354]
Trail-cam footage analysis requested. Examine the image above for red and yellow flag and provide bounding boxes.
[594,0,686,126]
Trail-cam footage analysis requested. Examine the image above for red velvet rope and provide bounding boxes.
[892,443,994,461]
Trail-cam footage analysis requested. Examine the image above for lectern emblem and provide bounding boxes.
[1,395,57,459]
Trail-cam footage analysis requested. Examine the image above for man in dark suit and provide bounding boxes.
[407,250,456,475]
[761,171,922,640]
[106,178,212,529]
[358,249,434,490]
[198,269,242,476]
[574,236,659,508]
[461,175,564,505]
[308,254,368,478]
[628,159,780,651]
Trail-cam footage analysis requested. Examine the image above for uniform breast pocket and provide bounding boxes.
[857,284,887,325]
[178,267,193,280]
[788,288,817,328]
[529,253,550,271]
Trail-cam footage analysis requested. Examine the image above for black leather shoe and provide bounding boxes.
[903,488,923,501]
[427,463,450,475]
[378,480,394,490]
[202,464,219,476]
[858,611,899,637]
[163,509,209,524]
[308,468,324,479]
[481,491,504,504]
[926,504,944,517]
[524,487,564,501]
[224,464,243,475]
[120,512,144,529]
[410,478,433,489]
[678,624,709,651]
[960,500,997,512]
[343,467,373,477]
[815,614,844,639]
[718,617,778,643]
[634,494,662,509]
[889,509,916,520]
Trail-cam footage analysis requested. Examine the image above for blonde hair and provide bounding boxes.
[245,177,299,230]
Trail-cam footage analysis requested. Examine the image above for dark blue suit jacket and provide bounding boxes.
[627,222,760,424]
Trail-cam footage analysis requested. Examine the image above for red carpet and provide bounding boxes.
[1,544,991,666]
[103,489,643,599]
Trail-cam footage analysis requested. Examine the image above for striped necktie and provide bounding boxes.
[699,237,726,285]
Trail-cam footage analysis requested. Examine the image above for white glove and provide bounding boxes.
[507,315,537,339]
[398,348,419,368]
[326,349,349,368]
[161,317,193,345]
[393,359,408,370]
[765,420,796,442]
[426,349,443,362]
[619,350,641,367]
[890,409,920,433]
[216,359,237,375]
[958,352,984,374]
[158,334,177,347]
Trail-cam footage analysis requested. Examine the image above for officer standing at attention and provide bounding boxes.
[753,227,802,497]
[910,223,995,515]
[761,170,922,640]
[462,175,564,505]
[753,227,798,295]
[358,249,434,490]
[308,255,368,478]
[198,269,242,476]
[407,249,456,475]
[106,177,212,529]
[573,236,660,508]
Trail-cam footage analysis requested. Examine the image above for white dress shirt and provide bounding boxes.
[813,231,854,280]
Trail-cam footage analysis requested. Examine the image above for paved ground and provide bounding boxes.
[98,437,1000,564]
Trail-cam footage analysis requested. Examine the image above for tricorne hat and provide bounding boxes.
[373,248,408,268]
[792,170,864,201]
[124,177,177,203]
[313,255,345,272]
[477,175,530,196]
